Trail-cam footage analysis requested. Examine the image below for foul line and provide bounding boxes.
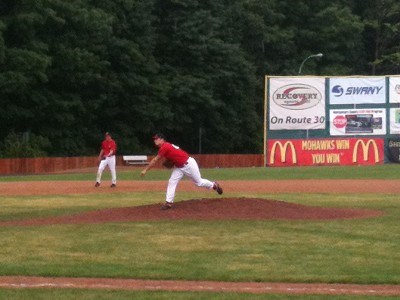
[0,277,399,296]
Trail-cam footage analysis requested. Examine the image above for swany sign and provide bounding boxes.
[329,77,386,104]
[267,138,384,166]
[269,77,326,130]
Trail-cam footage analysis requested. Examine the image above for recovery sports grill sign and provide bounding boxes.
[273,84,322,110]
[267,138,384,166]
[269,78,325,130]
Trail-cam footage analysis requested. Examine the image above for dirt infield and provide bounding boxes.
[0,198,384,227]
[0,179,398,295]
[0,276,399,296]
[2,179,400,195]
[0,179,386,226]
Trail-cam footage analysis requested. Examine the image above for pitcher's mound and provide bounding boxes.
[0,198,384,227]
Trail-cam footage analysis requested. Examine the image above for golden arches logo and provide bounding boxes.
[352,139,379,163]
[269,141,297,164]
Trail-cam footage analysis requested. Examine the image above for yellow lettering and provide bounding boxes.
[302,140,335,151]
[326,153,340,164]
[336,140,350,150]
[312,154,325,164]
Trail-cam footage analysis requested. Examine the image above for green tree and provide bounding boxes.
[1,0,387,157]
[0,1,52,147]
[312,5,364,75]
[153,0,261,153]
[356,0,400,74]
[267,0,364,75]
[89,0,162,155]
[1,0,115,155]
[40,0,115,154]
[0,131,51,158]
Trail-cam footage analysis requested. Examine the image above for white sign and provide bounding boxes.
[330,109,386,136]
[389,77,400,103]
[390,108,400,134]
[269,77,326,130]
[330,77,386,104]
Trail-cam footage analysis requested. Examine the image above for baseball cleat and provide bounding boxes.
[213,182,223,195]
[110,184,116,188]
[95,182,100,187]
[160,202,173,210]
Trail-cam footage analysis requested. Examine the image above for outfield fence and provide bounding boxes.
[0,154,263,175]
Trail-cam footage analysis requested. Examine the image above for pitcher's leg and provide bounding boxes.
[108,156,117,185]
[166,168,184,203]
[96,160,107,184]
[182,157,214,189]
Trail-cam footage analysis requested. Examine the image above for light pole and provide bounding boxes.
[298,53,323,75]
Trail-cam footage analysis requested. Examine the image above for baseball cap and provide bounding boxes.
[152,133,166,140]
[105,132,111,136]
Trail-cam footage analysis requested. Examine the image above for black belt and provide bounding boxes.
[102,155,115,160]
[177,161,188,168]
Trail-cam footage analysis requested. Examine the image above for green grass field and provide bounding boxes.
[0,165,399,299]
[2,164,400,181]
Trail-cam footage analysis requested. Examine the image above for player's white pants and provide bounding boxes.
[96,155,116,184]
[166,157,214,203]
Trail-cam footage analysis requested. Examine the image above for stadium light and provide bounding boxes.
[298,53,323,75]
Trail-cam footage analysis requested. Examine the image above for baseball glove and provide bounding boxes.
[162,159,174,169]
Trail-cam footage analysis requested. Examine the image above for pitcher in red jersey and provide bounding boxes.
[141,133,223,210]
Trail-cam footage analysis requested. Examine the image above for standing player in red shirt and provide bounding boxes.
[141,133,223,210]
[95,132,117,188]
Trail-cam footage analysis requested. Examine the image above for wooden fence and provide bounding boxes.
[0,155,263,175]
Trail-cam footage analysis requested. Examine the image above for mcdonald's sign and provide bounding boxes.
[267,138,383,166]
[352,139,380,163]
[269,141,297,165]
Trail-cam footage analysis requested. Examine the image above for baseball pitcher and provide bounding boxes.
[141,133,223,210]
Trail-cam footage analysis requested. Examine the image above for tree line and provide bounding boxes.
[1,0,399,157]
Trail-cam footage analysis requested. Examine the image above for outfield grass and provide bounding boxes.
[1,164,400,181]
[0,166,399,299]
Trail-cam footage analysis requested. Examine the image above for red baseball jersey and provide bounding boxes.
[101,139,117,156]
[158,142,189,167]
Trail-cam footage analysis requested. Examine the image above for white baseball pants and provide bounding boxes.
[166,157,214,203]
[96,155,117,184]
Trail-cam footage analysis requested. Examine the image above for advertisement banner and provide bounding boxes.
[268,138,384,166]
[387,139,400,162]
[269,77,326,130]
[389,77,400,103]
[390,108,400,134]
[330,109,386,136]
[329,77,386,104]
